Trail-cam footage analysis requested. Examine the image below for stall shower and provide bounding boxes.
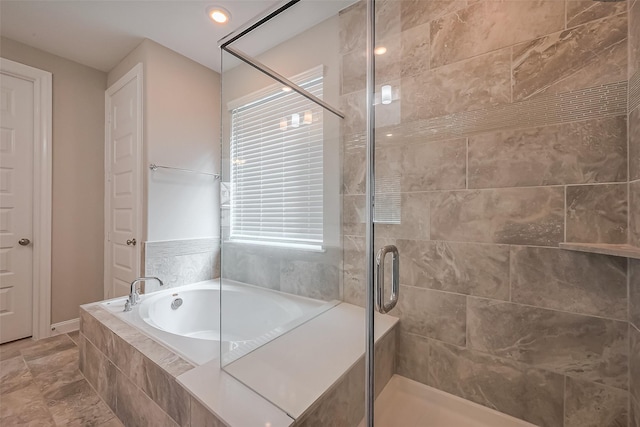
[218,0,640,426]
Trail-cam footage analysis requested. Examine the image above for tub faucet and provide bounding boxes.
[124,277,164,312]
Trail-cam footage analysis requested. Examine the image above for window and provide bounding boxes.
[229,67,324,249]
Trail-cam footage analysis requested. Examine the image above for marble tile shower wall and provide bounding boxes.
[339,1,637,426]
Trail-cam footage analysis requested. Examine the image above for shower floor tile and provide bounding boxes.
[0,333,121,427]
[361,375,537,427]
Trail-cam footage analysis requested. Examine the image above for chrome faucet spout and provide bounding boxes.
[124,277,164,312]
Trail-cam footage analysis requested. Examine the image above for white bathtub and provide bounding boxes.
[101,279,339,365]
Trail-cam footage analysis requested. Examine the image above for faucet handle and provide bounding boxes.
[124,299,132,312]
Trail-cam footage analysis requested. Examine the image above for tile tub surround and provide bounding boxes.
[221,241,342,302]
[145,238,220,291]
[339,1,635,426]
[80,303,291,427]
[0,333,121,427]
[79,300,397,427]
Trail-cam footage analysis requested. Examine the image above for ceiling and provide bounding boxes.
[0,0,352,73]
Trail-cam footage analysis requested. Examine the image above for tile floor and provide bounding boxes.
[0,332,122,426]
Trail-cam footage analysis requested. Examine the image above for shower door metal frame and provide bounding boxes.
[217,0,345,120]
[364,0,376,425]
[218,0,300,48]
[221,45,344,119]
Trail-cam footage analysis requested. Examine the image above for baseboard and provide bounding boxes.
[50,318,79,335]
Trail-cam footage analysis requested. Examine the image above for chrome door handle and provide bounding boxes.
[18,238,31,246]
[126,238,137,246]
[375,245,399,314]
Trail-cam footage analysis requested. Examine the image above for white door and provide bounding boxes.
[105,65,142,299]
[0,73,34,343]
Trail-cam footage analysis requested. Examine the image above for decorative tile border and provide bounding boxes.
[630,71,640,113]
[144,238,220,291]
[345,81,628,147]
[145,237,219,258]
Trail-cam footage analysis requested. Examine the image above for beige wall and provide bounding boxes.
[1,37,107,324]
[108,39,221,243]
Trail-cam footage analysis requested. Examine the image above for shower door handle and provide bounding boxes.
[375,245,399,314]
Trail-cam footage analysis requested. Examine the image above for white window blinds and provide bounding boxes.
[230,67,324,248]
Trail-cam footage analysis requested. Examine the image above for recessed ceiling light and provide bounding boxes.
[282,86,292,92]
[374,46,387,55]
[207,6,230,24]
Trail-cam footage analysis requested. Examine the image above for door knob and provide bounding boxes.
[18,238,31,246]
[126,238,137,246]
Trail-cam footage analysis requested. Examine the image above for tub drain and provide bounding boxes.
[171,298,183,310]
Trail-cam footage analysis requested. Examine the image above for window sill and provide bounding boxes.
[224,239,326,253]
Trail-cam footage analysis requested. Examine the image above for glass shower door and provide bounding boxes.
[217,1,404,424]
[364,0,635,426]
[218,1,371,424]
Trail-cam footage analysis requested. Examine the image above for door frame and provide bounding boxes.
[103,63,143,299]
[0,58,52,340]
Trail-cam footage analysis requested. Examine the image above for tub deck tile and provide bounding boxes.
[115,368,180,427]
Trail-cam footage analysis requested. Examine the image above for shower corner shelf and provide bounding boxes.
[559,242,640,259]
